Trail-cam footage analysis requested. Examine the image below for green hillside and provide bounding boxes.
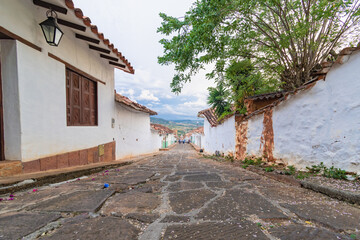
[150,117,203,137]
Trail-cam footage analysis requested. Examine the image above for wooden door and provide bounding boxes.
[0,60,4,160]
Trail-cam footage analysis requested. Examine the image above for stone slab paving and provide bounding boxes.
[169,189,217,214]
[268,224,352,240]
[162,221,269,240]
[0,212,60,240]
[40,215,140,240]
[0,144,359,239]
[29,189,115,213]
[100,191,161,216]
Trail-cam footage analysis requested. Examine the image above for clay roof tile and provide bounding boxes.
[115,93,157,115]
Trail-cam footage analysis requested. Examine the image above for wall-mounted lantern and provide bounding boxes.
[39,9,63,46]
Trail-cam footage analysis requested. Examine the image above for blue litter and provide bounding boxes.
[104,183,110,188]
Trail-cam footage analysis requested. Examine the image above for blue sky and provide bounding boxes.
[75,0,215,120]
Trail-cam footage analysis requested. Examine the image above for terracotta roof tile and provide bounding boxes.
[150,124,174,135]
[246,91,286,101]
[198,108,218,127]
[64,0,134,74]
[198,108,234,127]
[187,126,204,135]
[115,93,157,115]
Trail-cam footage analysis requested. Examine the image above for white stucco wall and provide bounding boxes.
[203,115,236,155]
[0,40,22,160]
[192,133,204,149]
[115,104,159,158]
[0,0,138,162]
[272,51,360,173]
[151,130,162,150]
[246,113,264,156]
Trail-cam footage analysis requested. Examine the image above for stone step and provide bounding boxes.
[0,160,22,177]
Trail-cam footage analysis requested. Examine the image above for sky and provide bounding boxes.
[75,0,215,120]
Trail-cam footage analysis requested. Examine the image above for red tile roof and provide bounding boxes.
[197,108,218,127]
[187,126,204,136]
[115,93,157,115]
[150,124,174,135]
[198,108,234,127]
[64,0,134,74]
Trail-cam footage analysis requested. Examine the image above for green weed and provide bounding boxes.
[296,172,310,180]
[306,162,326,174]
[265,167,274,172]
[323,166,347,180]
[284,165,296,175]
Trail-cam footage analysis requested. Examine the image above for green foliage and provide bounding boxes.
[225,154,235,162]
[265,167,274,172]
[284,165,296,175]
[305,162,348,180]
[255,157,264,166]
[350,233,357,239]
[243,158,255,165]
[296,172,310,180]
[306,162,326,173]
[323,166,348,180]
[158,0,360,93]
[207,82,232,117]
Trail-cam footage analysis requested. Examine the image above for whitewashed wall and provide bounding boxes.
[246,113,264,156]
[272,51,360,173]
[151,130,162,150]
[115,104,159,159]
[193,133,204,149]
[203,115,236,155]
[0,0,130,162]
[0,41,22,160]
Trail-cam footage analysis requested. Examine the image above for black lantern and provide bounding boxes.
[39,9,63,46]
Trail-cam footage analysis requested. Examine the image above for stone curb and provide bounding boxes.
[300,180,360,205]
[0,161,133,195]
[247,166,360,205]
[247,166,301,187]
[189,143,201,152]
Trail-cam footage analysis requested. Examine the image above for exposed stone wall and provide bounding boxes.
[235,115,247,160]
[261,109,274,161]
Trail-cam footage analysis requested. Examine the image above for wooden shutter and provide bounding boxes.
[66,68,97,126]
[81,77,91,125]
[89,80,97,125]
[66,70,71,125]
[71,71,81,125]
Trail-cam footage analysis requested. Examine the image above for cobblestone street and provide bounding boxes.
[1,144,359,240]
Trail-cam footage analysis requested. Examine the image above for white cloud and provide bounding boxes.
[183,95,208,108]
[164,94,174,99]
[137,90,160,102]
[163,104,188,116]
[118,88,136,101]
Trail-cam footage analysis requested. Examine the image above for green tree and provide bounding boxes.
[225,59,275,111]
[208,59,277,118]
[207,82,231,117]
[158,0,360,93]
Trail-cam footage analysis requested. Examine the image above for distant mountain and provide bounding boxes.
[150,117,173,125]
[150,117,203,137]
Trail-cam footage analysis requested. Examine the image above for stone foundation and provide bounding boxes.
[22,141,116,174]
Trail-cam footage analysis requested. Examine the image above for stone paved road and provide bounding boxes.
[1,144,359,240]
